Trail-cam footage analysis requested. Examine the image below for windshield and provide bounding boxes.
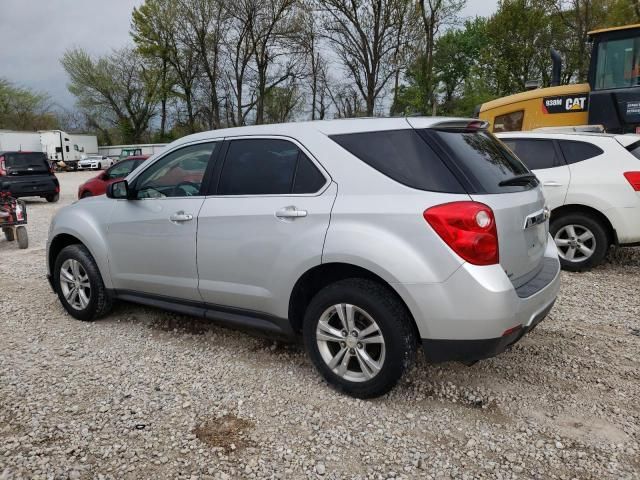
[594,36,640,90]
[4,152,49,174]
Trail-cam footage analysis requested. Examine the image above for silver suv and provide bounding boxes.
[46,118,561,398]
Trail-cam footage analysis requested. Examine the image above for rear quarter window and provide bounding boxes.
[329,129,465,193]
[558,140,603,164]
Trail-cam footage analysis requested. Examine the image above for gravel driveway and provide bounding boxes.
[1,171,639,479]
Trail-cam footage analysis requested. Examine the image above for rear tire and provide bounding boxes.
[53,244,113,321]
[81,191,92,199]
[3,227,15,242]
[550,212,609,272]
[16,226,28,249]
[303,278,417,399]
[46,193,59,203]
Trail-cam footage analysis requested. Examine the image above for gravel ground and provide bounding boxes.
[1,171,639,480]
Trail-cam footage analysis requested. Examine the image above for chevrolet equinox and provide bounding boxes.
[47,117,561,398]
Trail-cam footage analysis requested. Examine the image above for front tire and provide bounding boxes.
[303,279,417,399]
[53,244,112,321]
[550,212,609,272]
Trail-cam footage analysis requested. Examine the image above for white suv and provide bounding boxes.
[47,118,560,398]
[497,132,640,271]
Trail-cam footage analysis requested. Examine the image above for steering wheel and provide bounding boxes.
[173,181,200,197]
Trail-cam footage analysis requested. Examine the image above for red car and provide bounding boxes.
[78,156,148,199]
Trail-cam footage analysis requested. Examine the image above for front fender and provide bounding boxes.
[47,199,114,288]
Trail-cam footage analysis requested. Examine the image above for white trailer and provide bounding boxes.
[70,134,99,156]
[0,130,42,152]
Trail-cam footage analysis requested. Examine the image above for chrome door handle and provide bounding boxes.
[169,211,194,222]
[543,181,563,187]
[276,206,307,219]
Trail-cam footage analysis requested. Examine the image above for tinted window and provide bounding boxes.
[501,139,559,170]
[558,140,604,164]
[626,141,640,160]
[293,153,326,193]
[430,129,533,193]
[218,139,300,195]
[135,143,216,198]
[330,129,464,193]
[493,110,524,133]
[4,152,49,174]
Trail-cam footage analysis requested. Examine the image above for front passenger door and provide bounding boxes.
[502,138,570,209]
[107,142,218,301]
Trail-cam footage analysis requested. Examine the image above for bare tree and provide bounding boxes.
[299,3,331,120]
[317,0,410,116]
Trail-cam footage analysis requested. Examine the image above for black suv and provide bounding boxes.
[0,151,60,202]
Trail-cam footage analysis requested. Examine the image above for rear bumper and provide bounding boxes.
[422,300,554,363]
[395,234,561,359]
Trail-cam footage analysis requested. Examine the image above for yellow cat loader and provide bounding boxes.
[478,24,640,134]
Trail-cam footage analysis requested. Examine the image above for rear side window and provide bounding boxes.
[4,152,49,174]
[428,129,533,193]
[501,139,560,170]
[217,139,324,195]
[626,141,640,160]
[330,129,464,193]
[558,140,603,164]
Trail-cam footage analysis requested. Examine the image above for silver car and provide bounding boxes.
[46,118,561,398]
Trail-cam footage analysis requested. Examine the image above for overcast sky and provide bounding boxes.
[0,0,498,110]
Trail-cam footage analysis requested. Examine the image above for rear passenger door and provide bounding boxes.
[197,137,336,317]
[502,138,570,209]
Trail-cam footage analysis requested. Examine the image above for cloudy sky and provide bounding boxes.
[0,0,498,110]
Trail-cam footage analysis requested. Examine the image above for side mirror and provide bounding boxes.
[106,179,131,199]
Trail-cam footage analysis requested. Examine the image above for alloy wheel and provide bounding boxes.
[315,303,386,383]
[554,224,596,263]
[59,259,91,310]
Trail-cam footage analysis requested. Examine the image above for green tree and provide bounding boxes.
[61,48,159,144]
[0,78,58,131]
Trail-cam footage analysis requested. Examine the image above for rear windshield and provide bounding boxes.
[4,152,49,174]
[426,129,534,193]
[329,129,465,193]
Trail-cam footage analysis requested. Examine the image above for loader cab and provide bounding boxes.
[587,24,640,133]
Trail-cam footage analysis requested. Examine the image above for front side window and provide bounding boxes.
[105,160,135,180]
[595,37,640,90]
[501,139,560,170]
[217,139,325,195]
[134,143,216,199]
[493,110,524,133]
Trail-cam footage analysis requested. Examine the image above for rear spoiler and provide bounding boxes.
[429,120,489,130]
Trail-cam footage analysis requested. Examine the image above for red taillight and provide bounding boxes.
[423,201,499,266]
[0,156,5,176]
[624,171,640,191]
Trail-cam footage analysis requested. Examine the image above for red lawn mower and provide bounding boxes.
[0,182,28,249]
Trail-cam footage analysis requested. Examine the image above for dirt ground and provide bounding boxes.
[1,171,638,479]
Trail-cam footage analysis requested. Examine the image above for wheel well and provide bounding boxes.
[48,234,82,273]
[288,263,419,338]
[551,204,617,245]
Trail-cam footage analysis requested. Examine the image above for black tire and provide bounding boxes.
[16,226,28,249]
[46,193,60,203]
[53,244,113,321]
[97,163,102,170]
[73,164,78,171]
[550,212,609,272]
[303,278,417,399]
[81,191,92,199]
[3,227,15,242]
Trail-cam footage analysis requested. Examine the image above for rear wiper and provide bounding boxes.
[499,173,537,187]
